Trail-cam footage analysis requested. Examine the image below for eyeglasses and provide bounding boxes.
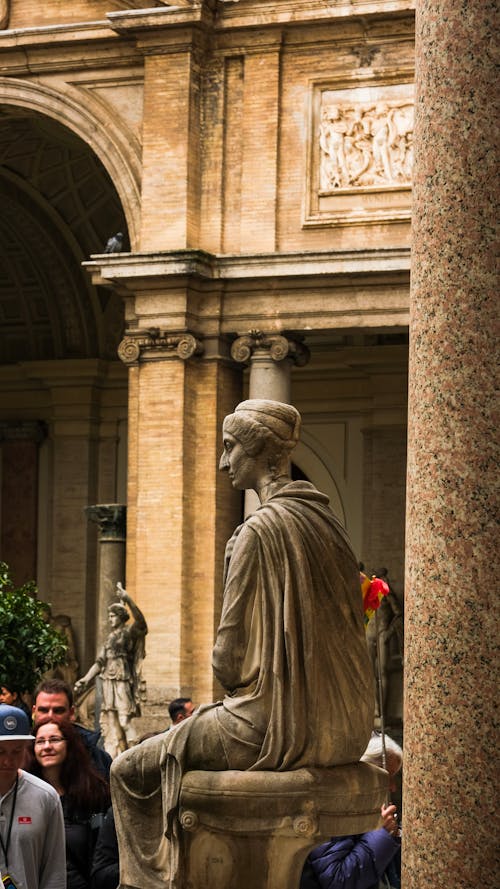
[34,736,66,747]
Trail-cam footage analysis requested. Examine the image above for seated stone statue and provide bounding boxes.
[111,399,374,889]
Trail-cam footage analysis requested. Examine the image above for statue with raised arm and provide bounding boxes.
[75,583,147,758]
[111,400,374,888]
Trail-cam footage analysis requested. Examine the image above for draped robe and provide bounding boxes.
[111,481,374,889]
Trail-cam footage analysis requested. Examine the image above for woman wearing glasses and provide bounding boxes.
[27,717,110,889]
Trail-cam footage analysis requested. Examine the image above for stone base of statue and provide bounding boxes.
[179,763,386,888]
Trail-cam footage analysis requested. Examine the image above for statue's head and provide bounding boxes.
[108,603,128,626]
[220,399,301,490]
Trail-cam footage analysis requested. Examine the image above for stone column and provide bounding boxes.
[231,332,309,514]
[404,3,497,886]
[85,504,127,650]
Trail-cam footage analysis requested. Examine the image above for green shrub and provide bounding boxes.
[0,562,68,695]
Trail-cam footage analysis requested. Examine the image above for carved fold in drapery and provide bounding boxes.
[117,328,204,366]
[230,331,310,367]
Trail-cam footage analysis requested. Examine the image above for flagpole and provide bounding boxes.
[374,607,389,802]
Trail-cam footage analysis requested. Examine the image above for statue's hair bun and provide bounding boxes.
[234,399,301,448]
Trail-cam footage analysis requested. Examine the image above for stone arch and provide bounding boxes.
[0,170,102,360]
[0,77,141,249]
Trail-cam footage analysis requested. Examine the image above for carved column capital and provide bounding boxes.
[85,504,127,542]
[117,329,204,366]
[230,331,310,367]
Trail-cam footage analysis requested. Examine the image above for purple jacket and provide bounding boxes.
[303,828,401,889]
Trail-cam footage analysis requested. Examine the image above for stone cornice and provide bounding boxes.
[0,20,117,53]
[0,24,139,76]
[215,0,415,31]
[84,247,410,286]
[107,5,206,31]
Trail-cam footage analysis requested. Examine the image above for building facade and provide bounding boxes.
[2,3,498,885]
[0,0,411,717]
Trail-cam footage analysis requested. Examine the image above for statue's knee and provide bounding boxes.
[111,735,163,795]
[111,746,137,783]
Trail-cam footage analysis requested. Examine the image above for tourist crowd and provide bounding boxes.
[0,679,195,889]
[0,678,401,889]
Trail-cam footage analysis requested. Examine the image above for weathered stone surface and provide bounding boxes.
[111,400,376,887]
[404,2,497,886]
[180,765,387,889]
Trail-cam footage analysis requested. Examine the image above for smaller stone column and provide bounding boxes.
[231,332,309,514]
[85,504,127,649]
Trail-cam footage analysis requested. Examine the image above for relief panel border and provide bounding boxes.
[303,73,414,229]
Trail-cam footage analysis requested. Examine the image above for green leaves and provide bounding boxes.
[0,562,68,694]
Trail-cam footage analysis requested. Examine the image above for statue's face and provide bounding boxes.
[220,432,267,491]
[108,611,124,628]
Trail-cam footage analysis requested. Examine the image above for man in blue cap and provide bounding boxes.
[0,703,65,888]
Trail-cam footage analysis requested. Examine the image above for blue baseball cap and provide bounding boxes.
[0,703,35,740]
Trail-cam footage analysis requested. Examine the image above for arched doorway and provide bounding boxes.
[0,107,130,671]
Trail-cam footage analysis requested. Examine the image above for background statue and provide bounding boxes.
[42,607,80,686]
[111,400,374,889]
[75,583,147,758]
[365,568,404,725]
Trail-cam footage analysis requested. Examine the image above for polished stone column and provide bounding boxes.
[231,332,309,513]
[404,3,497,885]
[85,504,127,650]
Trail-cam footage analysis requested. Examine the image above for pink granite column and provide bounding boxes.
[404,2,497,886]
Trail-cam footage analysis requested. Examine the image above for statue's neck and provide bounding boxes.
[258,475,290,503]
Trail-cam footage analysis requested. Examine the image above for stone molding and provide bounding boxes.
[231,331,310,368]
[117,328,204,365]
[85,246,411,281]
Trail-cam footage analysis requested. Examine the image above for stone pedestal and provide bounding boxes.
[179,764,387,889]
[404,2,497,885]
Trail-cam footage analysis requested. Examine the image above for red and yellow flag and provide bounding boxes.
[360,572,390,625]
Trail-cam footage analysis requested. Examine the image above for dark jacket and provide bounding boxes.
[63,798,107,889]
[91,806,119,889]
[301,828,401,889]
[75,724,112,780]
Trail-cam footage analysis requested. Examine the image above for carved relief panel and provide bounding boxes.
[306,81,414,227]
